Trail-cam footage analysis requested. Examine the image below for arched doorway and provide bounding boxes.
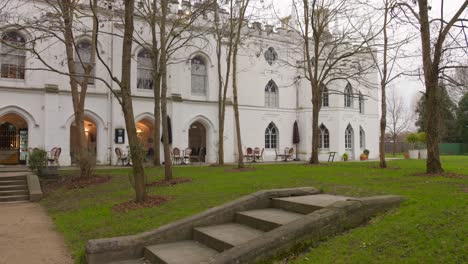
[188,121,206,162]
[70,117,97,164]
[136,118,154,159]
[0,113,28,165]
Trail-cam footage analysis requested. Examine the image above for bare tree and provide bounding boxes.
[397,0,468,173]
[2,0,100,178]
[135,0,212,177]
[294,0,378,164]
[358,0,413,168]
[89,0,147,201]
[386,89,412,156]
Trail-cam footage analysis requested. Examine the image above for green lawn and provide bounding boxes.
[41,157,468,264]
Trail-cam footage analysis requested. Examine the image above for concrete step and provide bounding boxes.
[193,223,264,252]
[0,194,29,202]
[0,174,27,181]
[0,184,28,191]
[0,179,27,186]
[272,194,351,214]
[235,208,304,231]
[111,258,149,264]
[0,189,29,196]
[144,240,219,264]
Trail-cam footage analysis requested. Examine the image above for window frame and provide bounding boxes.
[344,83,353,108]
[265,80,279,108]
[190,56,208,95]
[137,48,153,90]
[319,124,330,149]
[265,122,278,149]
[345,124,353,150]
[359,92,364,113]
[74,40,95,86]
[264,47,278,65]
[321,84,329,107]
[0,31,26,80]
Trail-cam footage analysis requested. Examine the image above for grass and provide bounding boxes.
[41,156,468,264]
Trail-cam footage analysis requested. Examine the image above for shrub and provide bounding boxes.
[406,133,418,149]
[363,149,370,156]
[342,153,349,161]
[28,148,47,173]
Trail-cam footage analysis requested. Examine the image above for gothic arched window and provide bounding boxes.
[321,84,329,107]
[191,56,207,95]
[265,122,278,149]
[344,82,353,108]
[0,31,26,79]
[265,80,279,108]
[359,92,364,113]
[345,124,354,149]
[264,47,278,65]
[137,48,153,90]
[74,40,95,85]
[360,126,366,149]
[319,124,330,149]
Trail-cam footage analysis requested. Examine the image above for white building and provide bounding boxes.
[0,1,379,166]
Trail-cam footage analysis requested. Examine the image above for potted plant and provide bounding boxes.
[417,132,427,159]
[364,149,370,158]
[342,153,349,161]
[406,133,419,159]
[28,148,58,178]
[360,153,367,161]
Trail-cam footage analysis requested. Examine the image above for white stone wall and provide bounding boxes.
[0,0,380,165]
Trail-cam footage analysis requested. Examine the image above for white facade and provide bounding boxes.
[0,1,380,166]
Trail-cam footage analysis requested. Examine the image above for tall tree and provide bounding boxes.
[398,0,468,173]
[360,0,412,168]
[231,0,251,169]
[415,84,457,142]
[3,0,100,178]
[386,89,412,156]
[295,0,378,164]
[456,93,468,143]
[90,0,147,201]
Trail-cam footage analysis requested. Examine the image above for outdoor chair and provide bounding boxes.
[285,147,294,161]
[172,147,182,165]
[47,147,61,166]
[244,147,253,162]
[115,147,128,166]
[183,148,192,164]
[253,147,263,162]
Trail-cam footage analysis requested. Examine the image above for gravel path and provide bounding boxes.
[0,202,73,264]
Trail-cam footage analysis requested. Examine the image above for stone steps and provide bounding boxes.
[144,241,218,264]
[272,194,351,214]
[0,184,28,191]
[0,173,30,202]
[0,194,29,202]
[88,189,403,264]
[193,223,264,252]
[235,208,304,232]
[0,189,29,196]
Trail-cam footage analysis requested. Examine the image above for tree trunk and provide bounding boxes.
[379,81,387,168]
[417,0,444,174]
[310,87,320,164]
[153,72,161,166]
[121,0,147,202]
[160,0,173,180]
[151,0,161,167]
[232,46,244,169]
[425,77,443,173]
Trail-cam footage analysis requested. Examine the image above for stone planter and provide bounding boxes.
[38,166,59,178]
[419,149,427,159]
[409,150,419,159]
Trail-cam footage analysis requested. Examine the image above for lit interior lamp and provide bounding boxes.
[84,128,89,135]
[136,128,142,137]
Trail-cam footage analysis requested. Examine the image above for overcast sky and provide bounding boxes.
[268,0,467,117]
